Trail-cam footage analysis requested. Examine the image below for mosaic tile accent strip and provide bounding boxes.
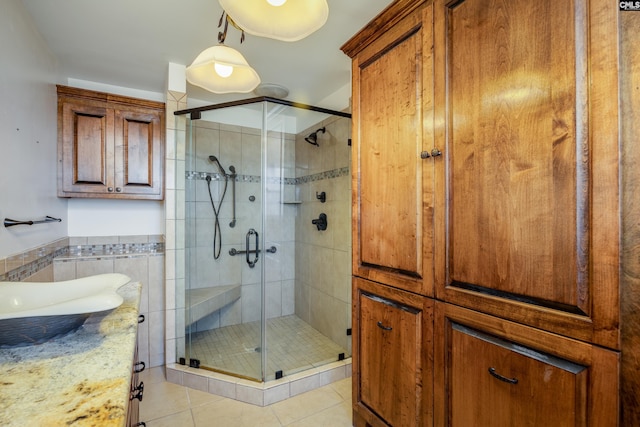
[1,240,164,282]
[67,242,165,257]
[185,167,349,185]
[0,246,69,282]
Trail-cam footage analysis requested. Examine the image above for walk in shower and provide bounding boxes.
[174,98,352,382]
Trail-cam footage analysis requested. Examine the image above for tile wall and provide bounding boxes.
[186,120,297,332]
[295,115,352,352]
[0,235,165,368]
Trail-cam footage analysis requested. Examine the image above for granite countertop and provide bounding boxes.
[0,281,141,427]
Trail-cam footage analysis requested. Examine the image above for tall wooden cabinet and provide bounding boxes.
[57,85,165,200]
[343,2,436,425]
[343,0,631,424]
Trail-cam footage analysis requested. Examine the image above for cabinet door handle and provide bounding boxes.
[377,321,392,331]
[115,187,122,192]
[108,187,114,192]
[488,367,518,384]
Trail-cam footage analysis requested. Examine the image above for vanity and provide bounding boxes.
[0,280,143,426]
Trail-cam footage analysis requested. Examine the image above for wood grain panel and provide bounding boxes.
[434,302,619,427]
[359,24,422,275]
[352,277,434,427]
[433,0,620,348]
[620,9,640,426]
[447,0,580,305]
[74,113,107,184]
[60,101,113,194]
[346,1,434,297]
[450,324,586,426]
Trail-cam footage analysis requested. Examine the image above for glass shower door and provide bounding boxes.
[184,104,265,381]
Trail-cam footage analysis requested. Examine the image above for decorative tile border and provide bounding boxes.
[66,242,164,257]
[0,237,164,282]
[0,246,69,282]
[185,167,349,185]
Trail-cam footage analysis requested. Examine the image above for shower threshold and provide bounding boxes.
[166,357,351,407]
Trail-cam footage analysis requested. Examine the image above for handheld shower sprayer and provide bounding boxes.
[305,127,326,146]
[208,155,227,176]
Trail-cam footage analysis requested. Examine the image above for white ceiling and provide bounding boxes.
[21,0,395,110]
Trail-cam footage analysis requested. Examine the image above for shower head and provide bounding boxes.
[228,165,236,175]
[305,127,326,146]
[208,155,226,176]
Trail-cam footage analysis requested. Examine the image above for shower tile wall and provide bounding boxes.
[187,121,296,332]
[295,115,352,353]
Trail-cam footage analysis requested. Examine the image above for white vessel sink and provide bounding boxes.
[0,273,131,347]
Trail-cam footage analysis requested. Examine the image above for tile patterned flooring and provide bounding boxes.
[189,315,348,381]
[139,366,353,426]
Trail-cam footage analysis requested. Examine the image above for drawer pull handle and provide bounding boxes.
[131,381,144,401]
[377,321,392,331]
[488,367,518,384]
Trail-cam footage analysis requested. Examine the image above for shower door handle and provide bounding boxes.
[246,228,259,268]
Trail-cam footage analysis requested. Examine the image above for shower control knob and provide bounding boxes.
[431,148,443,157]
[420,151,431,159]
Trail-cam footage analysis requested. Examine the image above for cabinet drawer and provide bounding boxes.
[353,277,434,427]
[434,302,619,427]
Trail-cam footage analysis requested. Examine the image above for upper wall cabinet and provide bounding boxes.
[432,0,620,348]
[342,0,435,297]
[57,85,165,200]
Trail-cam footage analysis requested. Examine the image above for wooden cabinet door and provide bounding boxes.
[433,0,620,347]
[59,99,114,195]
[353,277,433,427]
[114,107,163,198]
[434,303,618,427]
[57,85,165,200]
[343,0,435,296]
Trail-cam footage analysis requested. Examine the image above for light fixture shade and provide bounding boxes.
[219,0,329,42]
[186,45,261,94]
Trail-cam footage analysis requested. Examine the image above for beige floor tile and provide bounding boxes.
[271,385,344,425]
[329,378,352,401]
[140,371,353,427]
[146,409,195,427]
[285,400,352,427]
[140,366,167,385]
[187,386,226,408]
[140,380,191,421]
[192,398,282,427]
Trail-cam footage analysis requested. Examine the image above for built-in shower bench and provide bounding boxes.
[187,285,241,325]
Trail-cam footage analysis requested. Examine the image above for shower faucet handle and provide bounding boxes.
[316,191,326,203]
[312,213,328,231]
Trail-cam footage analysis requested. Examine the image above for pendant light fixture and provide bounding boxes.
[186,12,260,94]
[218,0,329,42]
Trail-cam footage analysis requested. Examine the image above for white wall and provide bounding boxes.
[0,0,67,258]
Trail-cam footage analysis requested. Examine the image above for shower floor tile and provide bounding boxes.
[189,315,348,381]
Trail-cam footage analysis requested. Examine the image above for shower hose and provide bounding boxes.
[206,173,228,260]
